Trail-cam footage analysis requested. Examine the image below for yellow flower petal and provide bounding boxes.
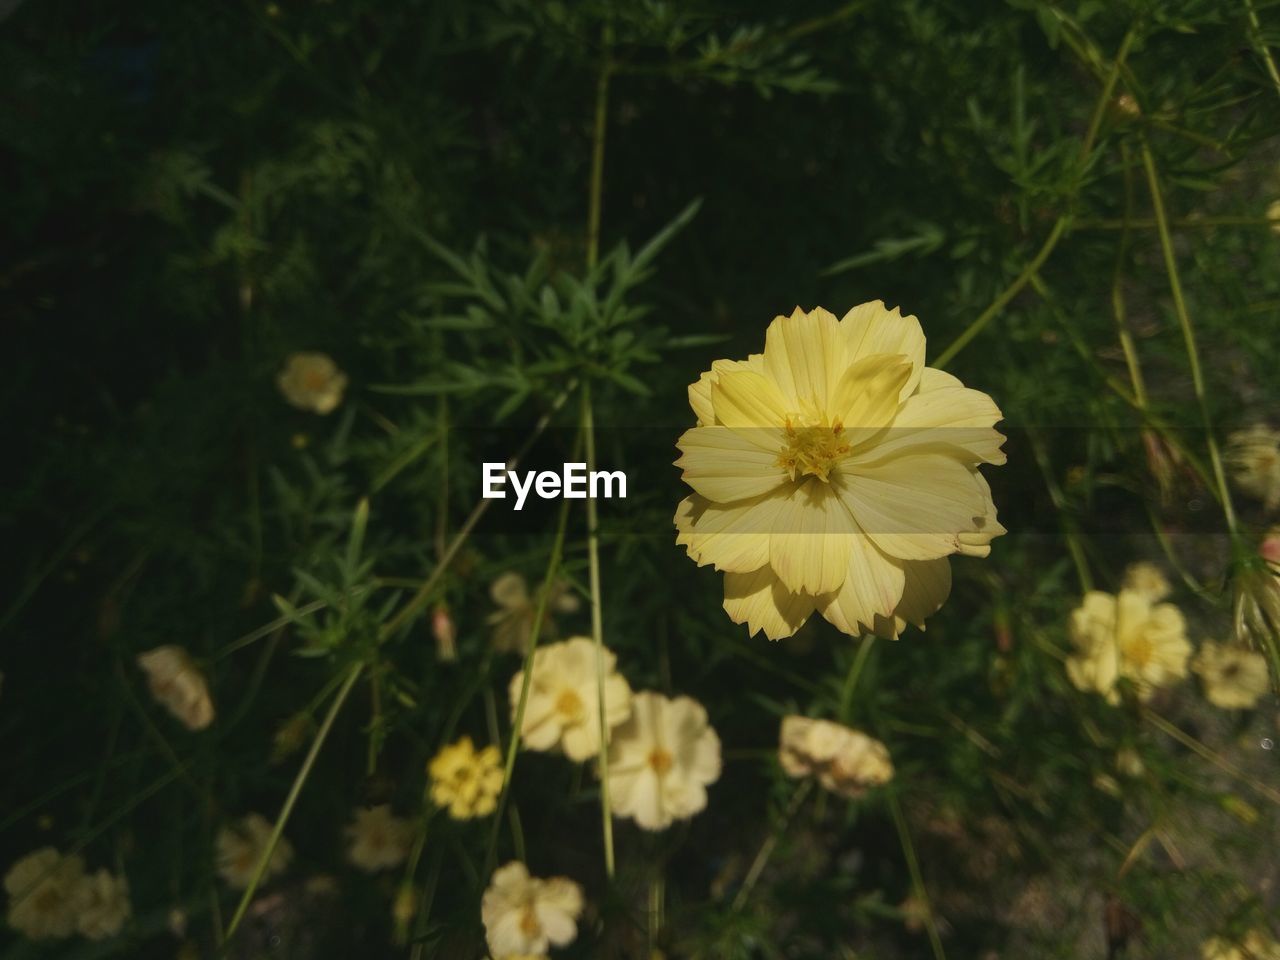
[674,494,773,573]
[839,301,926,400]
[762,307,848,411]
[866,367,1006,465]
[675,426,789,502]
[710,369,790,440]
[723,567,817,640]
[818,534,906,636]
[890,557,952,632]
[828,353,912,443]
[769,481,858,595]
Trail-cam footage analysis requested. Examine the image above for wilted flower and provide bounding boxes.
[427,736,504,819]
[1192,642,1271,709]
[674,302,1005,640]
[277,352,348,415]
[778,715,893,798]
[72,869,131,940]
[508,637,632,762]
[1202,930,1280,960]
[4,848,84,940]
[1226,425,1280,511]
[606,691,721,831]
[488,572,580,654]
[136,646,215,731]
[1065,588,1191,704]
[215,814,293,889]
[481,861,583,959]
[345,805,413,872]
[1122,562,1171,601]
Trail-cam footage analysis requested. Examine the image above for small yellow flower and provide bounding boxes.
[1202,930,1280,960]
[1269,199,1280,236]
[509,637,632,762]
[4,848,84,940]
[428,736,504,819]
[488,572,580,654]
[778,715,893,798]
[1192,642,1271,709]
[481,861,583,959]
[72,869,131,940]
[1122,561,1171,601]
[136,646,215,731]
[215,814,293,890]
[606,691,721,831]
[277,352,349,415]
[1065,588,1191,704]
[345,805,414,872]
[1226,425,1280,511]
[674,302,1005,641]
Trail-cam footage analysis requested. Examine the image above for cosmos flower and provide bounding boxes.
[674,302,1005,641]
[427,736,504,820]
[1122,562,1171,602]
[778,715,894,798]
[605,691,721,831]
[1065,589,1191,704]
[481,861,583,959]
[1192,642,1271,710]
[4,848,84,940]
[345,805,413,872]
[277,352,348,415]
[488,572,580,654]
[72,869,131,940]
[508,637,632,762]
[215,814,293,890]
[136,646,215,731]
[1226,425,1280,511]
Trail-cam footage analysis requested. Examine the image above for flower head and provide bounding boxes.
[4,848,84,940]
[481,861,583,959]
[136,646,215,731]
[277,352,348,414]
[1192,642,1271,709]
[674,303,1005,641]
[215,814,293,889]
[509,637,632,762]
[488,572,580,654]
[778,715,893,798]
[1227,425,1280,511]
[72,869,131,940]
[345,805,413,872]
[428,736,504,819]
[1065,589,1191,704]
[1202,930,1280,960]
[606,691,721,831]
[1122,562,1171,602]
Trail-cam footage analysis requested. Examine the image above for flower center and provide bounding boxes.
[776,416,850,482]
[303,369,329,391]
[555,689,584,720]
[1125,634,1154,668]
[647,747,674,775]
[519,906,541,938]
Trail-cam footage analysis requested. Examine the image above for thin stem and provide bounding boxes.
[1138,138,1238,535]
[838,636,876,723]
[888,792,947,960]
[1242,0,1280,103]
[732,780,812,912]
[1142,708,1280,806]
[586,26,613,271]
[1076,215,1279,230]
[1111,143,1148,408]
[582,382,615,878]
[222,662,363,945]
[1026,424,1092,593]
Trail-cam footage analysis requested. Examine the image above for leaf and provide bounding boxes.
[821,224,946,275]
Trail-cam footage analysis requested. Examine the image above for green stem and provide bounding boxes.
[1243,0,1280,103]
[586,28,612,271]
[888,792,947,960]
[731,780,812,913]
[838,635,876,722]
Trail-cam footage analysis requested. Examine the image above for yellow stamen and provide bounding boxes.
[776,416,851,482]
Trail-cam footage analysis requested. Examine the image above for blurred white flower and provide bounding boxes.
[136,645,215,731]
[215,814,293,890]
[1192,642,1271,710]
[345,805,413,872]
[481,861,583,958]
[4,847,84,940]
[1227,425,1280,511]
[488,572,580,654]
[1065,589,1191,704]
[277,352,348,415]
[72,869,131,940]
[1122,562,1171,602]
[509,637,632,762]
[778,716,894,798]
[605,691,721,831]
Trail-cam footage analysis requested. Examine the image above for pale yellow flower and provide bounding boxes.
[1192,642,1271,709]
[606,691,721,831]
[4,847,84,940]
[481,861,583,959]
[1122,561,1171,601]
[1227,425,1280,511]
[509,637,632,762]
[277,351,348,414]
[778,715,893,798]
[1065,589,1191,703]
[1202,929,1280,960]
[1269,199,1280,236]
[428,736,504,819]
[72,869,131,940]
[674,302,1005,641]
[345,805,413,872]
[488,572,580,654]
[136,646,215,731]
[215,814,293,889]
